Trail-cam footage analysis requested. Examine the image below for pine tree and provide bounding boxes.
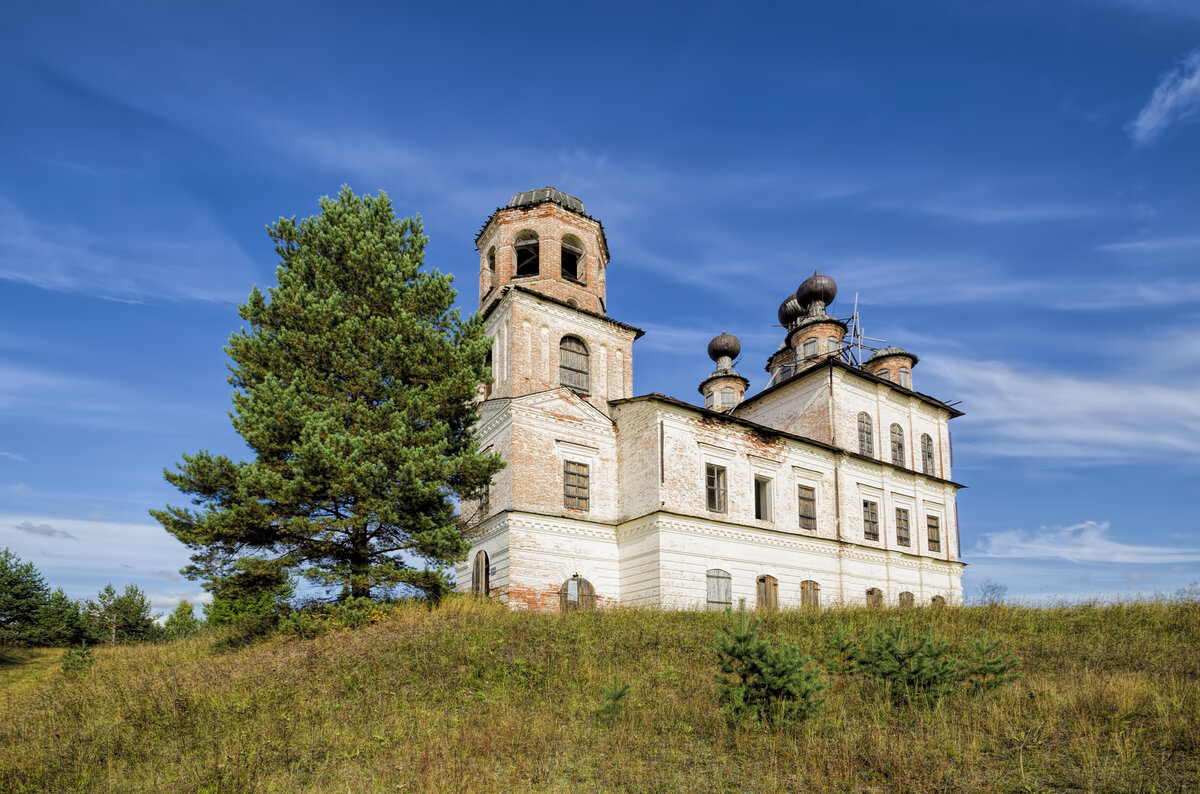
[0,548,50,646]
[33,588,87,646]
[84,584,159,645]
[849,620,962,706]
[151,188,502,602]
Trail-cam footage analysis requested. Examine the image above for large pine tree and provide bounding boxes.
[152,188,501,601]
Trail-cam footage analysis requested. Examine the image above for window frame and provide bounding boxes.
[862,499,880,541]
[513,230,539,277]
[471,550,490,596]
[890,423,905,466]
[563,460,590,511]
[753,476,773,522]
[927,515,941,553]
[800,579,820,607]
[756,574,779,610]
[895,507,910,547]
[797,484,817,531]
[705,569,732,611]
[858,412,874,456]
[558,335,590,395]
[802,337,818,359]
[921,433,935,476]
[898,367,911,389]
[705,463,728,513]
[561,234,586,284]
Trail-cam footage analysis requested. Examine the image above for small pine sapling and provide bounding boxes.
[850,621,961,706]
[959,634,1022,692]
[60,641,94,674]
[596,675,632,724]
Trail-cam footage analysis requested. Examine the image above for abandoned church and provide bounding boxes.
[455,187,964,611]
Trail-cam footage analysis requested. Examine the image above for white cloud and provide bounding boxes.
[1095,235,1200,253]
[1128,48,1200,145]
[974,520,1200,564]
[0,451,24,462]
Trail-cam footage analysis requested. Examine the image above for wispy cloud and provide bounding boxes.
[1129,47,1200,145]
[13,520,75,539]
[0,451,24,462]
[975,520,1200,564]
[1095,235,1200,253]
[923,355,1200,462]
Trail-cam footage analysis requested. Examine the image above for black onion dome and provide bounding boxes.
[707,331,741,361]
[795,270,837,308]
[778,295,803,326]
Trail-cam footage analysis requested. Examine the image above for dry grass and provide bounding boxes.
[1,598,1198,792]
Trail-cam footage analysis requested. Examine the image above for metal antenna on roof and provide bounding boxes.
[844,292,886,369]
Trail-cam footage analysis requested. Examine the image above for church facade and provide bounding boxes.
[455,187,965,611]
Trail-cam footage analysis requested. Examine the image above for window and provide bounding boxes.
[706,569,732,610]
[862,500,879,541]
[866,587,883,607]
[563,460,589,511]
[514,230,539,277]
[705,464,727,512]
[876,367,891,381]
[899,367,911,389]
[561,234,585,283]
[559,575,595,612]
[705,390,715,409]
[931,594,946,607]
[797,485,817,531]
[898,591,914,607]
[921,434,935,476]
[721,387,734,407]
[927,515,941,552]
[858,412,874,456]
[559,336,590,394]
[754,476,772,521]
[800,579,820,607]
[756,574,778,610]
[802,337,818,359]
[896,508,910,547]
[827,337,840,355]
[486,246,496,273]
[471,550,490,596]
[890,424,905,466]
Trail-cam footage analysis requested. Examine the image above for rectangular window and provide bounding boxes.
[705,464,727,512]
[706,569,732,610]
[563,460,589,511]
[797,485,817,531]
[862,500,880,541]
[896,508,910,547]
[927,515,941,552]
[754,476,772,521]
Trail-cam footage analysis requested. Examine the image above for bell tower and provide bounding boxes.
[476,187,609,316]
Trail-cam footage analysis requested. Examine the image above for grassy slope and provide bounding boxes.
[1,599,1198,793]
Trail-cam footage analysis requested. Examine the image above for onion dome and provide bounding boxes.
[707,331,741,362]
[778,294,804,326]
[866,346,919,366]
[795,270,837,309]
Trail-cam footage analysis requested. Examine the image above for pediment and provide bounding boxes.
[512,388,614,431]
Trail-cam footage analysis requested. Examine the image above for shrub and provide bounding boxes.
[713,605,825,727]
[60,641,93,674]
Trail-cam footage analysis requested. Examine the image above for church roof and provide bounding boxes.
[480,285,646,340]
[507,187,586,214]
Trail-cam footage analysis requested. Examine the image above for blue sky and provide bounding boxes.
[2,0,1198,612]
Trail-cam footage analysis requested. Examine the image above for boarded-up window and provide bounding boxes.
[514,230,539,277]
[705,390,715,409]
[756,575,778,610]
[898,591,914,607]
[800,579,820,607]
[705,464,727,512]
[559,575,596,612]
[797,485,817,531]
[927,515,941,552]
[559,336,590,394]
[471,550,490,596]
[858,412,873,456]
[827,337,839,355]
[754,476,772,521]
[706,569,732,610]
[563,460,589,511]
[899,367,911,389]
[721,387,734,407]
[890,424,905,466]
[896,508,910,547]
[561,234,585,283]
[802,337,818,359]
[862,500,880,541]
[866,587,883,607]
[921,434,935,476]
[931,594,946,607]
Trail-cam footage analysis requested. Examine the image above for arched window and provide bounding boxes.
[486,246,496,273]
[898,591,914,607]
[898,367,911,389]
[876,367,892,381]
[721,387,734,407]
[706,569,732,610]
[866,587,883,607]
[921,434,935,476]
[802,337,818,359]
[561,234,585,283]
[827,337,840,355]
[890,424,905,466]
[705,389,715,409]
[800,579,820,607]
[858,412,874,456]
[756,574,778,610]
[931,595,946,607]
[559,575,595,612]
[471,550,489,596]
[559,336,589,394]
[514,230,539,277]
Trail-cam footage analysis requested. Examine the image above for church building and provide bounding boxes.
[456,187,965,610]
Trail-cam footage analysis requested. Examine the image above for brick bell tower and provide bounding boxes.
[476,187,610,316]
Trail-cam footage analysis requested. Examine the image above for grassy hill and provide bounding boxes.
[2,598,1198,792]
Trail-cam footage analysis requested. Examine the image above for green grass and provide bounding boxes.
[2,598,1198,792]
